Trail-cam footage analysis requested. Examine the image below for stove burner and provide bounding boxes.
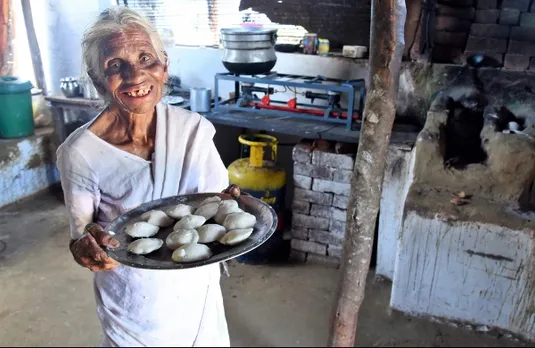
[213,72,366,130]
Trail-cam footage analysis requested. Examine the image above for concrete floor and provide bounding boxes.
[0,191,530,347]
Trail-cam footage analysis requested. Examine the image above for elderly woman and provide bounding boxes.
[56,6,230,347]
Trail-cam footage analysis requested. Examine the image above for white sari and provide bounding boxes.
[56,102,230,347]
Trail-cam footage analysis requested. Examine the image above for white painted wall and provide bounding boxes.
[13,0,113,94]
[166,46,369,89]
[375,146,415,280]
[165,46,368,109]
[391,211,535,341]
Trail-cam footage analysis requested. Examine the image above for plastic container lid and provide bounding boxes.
[0,76,33,94]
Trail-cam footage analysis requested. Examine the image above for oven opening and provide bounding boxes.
[443,96,488,169]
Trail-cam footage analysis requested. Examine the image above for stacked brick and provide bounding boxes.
[290,141,355,266]
[503,0,535,70]
[432,0,535,70]
[464,0,509,64]
[432,0,475,64]
[464,0,535,70]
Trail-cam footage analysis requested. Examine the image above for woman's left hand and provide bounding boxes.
[222,184,251,199]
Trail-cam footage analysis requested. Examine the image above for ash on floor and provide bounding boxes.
[0,191,529,347]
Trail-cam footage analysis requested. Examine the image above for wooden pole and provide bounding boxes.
[0,0,11,74]
[21,0,47,95]
[328,0,406,346]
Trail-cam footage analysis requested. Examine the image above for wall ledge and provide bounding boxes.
[0,127,59,208]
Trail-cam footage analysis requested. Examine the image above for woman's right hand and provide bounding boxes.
[69,223,120,272]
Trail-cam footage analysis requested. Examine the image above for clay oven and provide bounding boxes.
[390,83,535,340]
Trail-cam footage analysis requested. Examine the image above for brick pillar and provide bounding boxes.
[289,141,355,267]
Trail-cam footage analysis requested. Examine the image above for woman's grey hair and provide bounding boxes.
[81,6,167,100]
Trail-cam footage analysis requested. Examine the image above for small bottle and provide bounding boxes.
[318,38,330,56]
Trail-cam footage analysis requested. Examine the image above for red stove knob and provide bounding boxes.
[261,95,271,105]
[287,98,297,109]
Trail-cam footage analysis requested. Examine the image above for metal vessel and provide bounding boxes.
[189,87,211,112]
[60,77,80,98]
[220,27,278,75]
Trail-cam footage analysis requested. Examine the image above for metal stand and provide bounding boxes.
[214,72,366,130]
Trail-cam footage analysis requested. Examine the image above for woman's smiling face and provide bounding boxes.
[96,28,168,115]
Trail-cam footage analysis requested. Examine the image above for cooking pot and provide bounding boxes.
[220,27,278,75]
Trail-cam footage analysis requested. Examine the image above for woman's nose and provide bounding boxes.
[121,63,144,82]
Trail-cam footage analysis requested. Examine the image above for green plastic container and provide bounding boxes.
[0,76,34,138]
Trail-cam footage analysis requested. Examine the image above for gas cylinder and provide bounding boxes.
[228,134,288,264]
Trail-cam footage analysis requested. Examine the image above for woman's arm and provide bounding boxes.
[57,145,101,240]
[57,145,119,271]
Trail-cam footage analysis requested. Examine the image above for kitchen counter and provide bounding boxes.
[45,95,419,148]
[203,110,418,149]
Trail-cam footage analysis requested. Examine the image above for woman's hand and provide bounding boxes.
[222,184,251,199]
[69,223,120,272]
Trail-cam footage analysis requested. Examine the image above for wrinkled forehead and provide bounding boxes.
[98,27,156,60]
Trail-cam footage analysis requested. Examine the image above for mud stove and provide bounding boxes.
[389,86,535,340]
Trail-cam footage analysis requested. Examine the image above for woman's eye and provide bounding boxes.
[108,61,121,69]
[141,55,151,62]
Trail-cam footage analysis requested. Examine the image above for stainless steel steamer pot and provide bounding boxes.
[220,27,278,75]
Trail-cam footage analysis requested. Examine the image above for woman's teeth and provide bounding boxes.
[127,87,151,97]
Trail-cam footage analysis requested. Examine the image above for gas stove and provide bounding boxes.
[213,72,366,130]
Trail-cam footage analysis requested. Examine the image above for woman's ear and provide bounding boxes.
[87,69,107,96]
[162,51,169,83]
[163,51,169,72]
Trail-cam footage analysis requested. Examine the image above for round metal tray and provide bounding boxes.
[104,192,278,270]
